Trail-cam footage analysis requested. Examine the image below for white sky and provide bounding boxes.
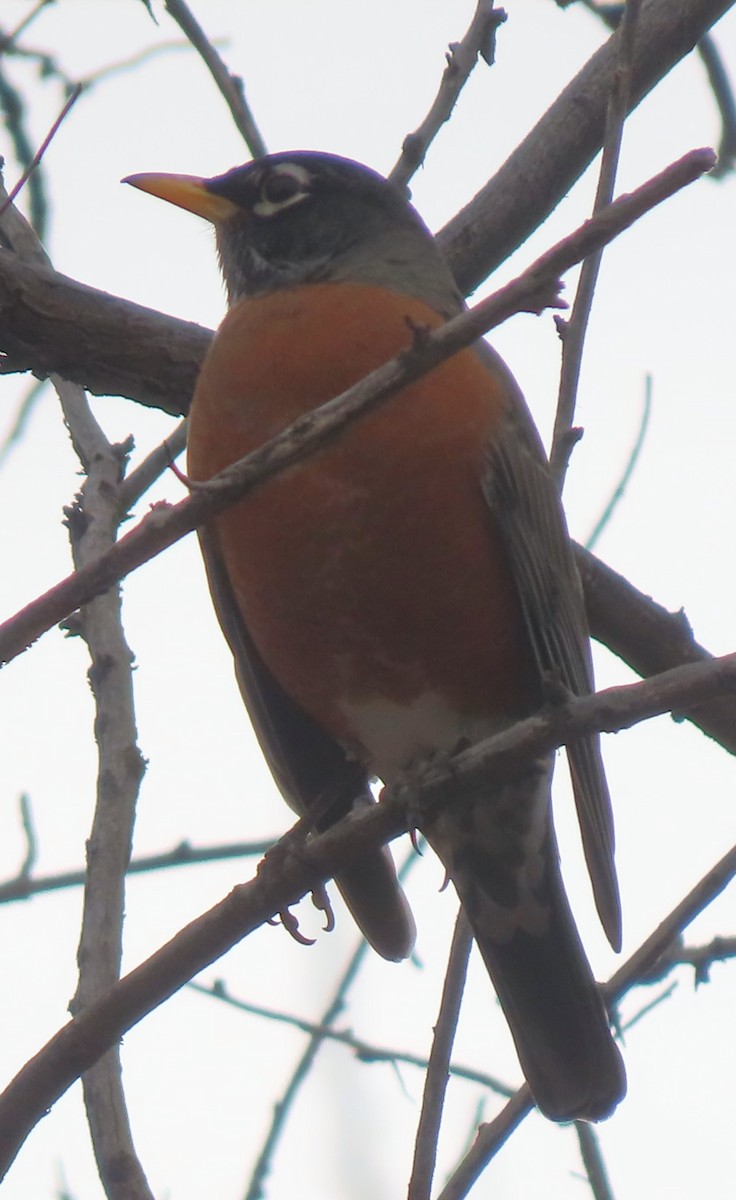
[1,1,736,1198]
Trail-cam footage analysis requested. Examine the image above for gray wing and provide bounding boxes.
[196,526,416,962]
[477,343,621,951]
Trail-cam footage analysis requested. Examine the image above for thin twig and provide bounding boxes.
[574,1122,616,1200]
[408,910,474,1200]
[550,0,641,487]
[186,977,514,1098]
[436,1087,533,1200]
[585,372,652,551]
[17,793,37,879]
[163,0,267,158]
[242,942,372,1200]
[620,982,679,1033]
[0,0,55,50]
[0,83,83,220]
[634,934,736,988]
[0,147,715,667]
[607,848,736,1005]
[698,33,736,177]
[389,1,504,191]
[118,419,188,512]
[0,65,48,237]
[0,837,275,904]
[243,847,419,1200]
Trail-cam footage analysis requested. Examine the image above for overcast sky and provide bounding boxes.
[1,3,736,1198]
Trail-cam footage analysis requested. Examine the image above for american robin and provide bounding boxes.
[126,152,626,1122]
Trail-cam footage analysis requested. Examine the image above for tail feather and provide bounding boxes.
[336,846,416,963]
[424,761,626,1122]
[468,861,625,1121]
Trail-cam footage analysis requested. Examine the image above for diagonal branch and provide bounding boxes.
[550,0,642,486]
[438,0,735,293]
[389,0,504,191]
[407,911,474,1200]
[163,0,267,158]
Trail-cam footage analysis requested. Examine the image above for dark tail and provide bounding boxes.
[336,845,416,963]
[424,766,626,1122]
[468,858,625,1121]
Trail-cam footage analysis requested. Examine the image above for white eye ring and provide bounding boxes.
[253,163,313,217]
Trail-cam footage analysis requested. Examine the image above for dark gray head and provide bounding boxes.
[125,151,462,315]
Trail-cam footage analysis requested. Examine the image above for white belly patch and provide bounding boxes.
[338,691,503,783]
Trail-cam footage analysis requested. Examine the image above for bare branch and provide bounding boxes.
[607,846,736,1005]
[1,175,153,1199]
[0,837,275,905]
[0,0,55,48]
[243,846,420,1198]
[585,374,652,552]
[635,934,736,987]
[575,545,736,755]
[620,982,679,1032]
[438,0,731,293]
[17,793,37,879]
[118,419,188,512]
[0,83,83,219]
[408,911,474,1200]
[187,974,514,1098]
[574,1122,617,1200]
[59,371,151,1200]
[550,0,641,486]
[0,245,211,411]
[436,1088,533,1200]
[163,0,267,158]
[389,1,504,191]
[699,32,736,176]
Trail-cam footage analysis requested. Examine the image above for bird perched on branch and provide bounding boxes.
[126,151,625,1122]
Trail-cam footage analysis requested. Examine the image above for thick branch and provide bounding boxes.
[0,249,210,412]
[437,0,735,292]
[576,547,736,754]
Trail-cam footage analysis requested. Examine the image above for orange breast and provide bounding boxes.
[188,283,535,770]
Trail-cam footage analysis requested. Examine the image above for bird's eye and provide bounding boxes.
[253,164,312,217]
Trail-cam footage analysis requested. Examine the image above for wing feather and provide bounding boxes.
[478,344,621,950]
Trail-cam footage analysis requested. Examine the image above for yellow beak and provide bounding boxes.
[123,172,240,223]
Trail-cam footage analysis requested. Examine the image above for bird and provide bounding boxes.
[125,151,626,1122]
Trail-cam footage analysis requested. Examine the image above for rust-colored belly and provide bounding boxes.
[188,283,534,774]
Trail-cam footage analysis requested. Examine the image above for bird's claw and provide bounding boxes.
[268,906,317,946]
